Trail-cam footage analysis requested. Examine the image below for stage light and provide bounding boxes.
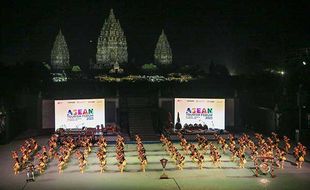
[303,61,307,65]
[280,71,285,75]
[260,178,270,184]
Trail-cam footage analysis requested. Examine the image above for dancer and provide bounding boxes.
[13,159,21,175]
[56,154,65,174]
[97,151,107,173]
[283,136,291,153]
[295,143,307,169]
[79,155,87,174]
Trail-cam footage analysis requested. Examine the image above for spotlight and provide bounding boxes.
[260,178,270,184]
[303,61,307,65]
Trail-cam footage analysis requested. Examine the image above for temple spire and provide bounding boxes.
[95,9,128,69]
[154,29,173,65]
[109,9,115,20]
[51,29,70,70]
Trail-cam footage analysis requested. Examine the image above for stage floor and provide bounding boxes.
[0,136,309,190]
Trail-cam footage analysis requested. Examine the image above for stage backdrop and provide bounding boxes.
[174,98,225,129]
[55,99,105,131]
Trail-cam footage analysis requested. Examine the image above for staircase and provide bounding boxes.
[126,98,158,141]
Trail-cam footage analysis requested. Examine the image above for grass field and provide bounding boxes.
[0,136,309,190]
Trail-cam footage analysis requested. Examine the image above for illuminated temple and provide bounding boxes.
[50,10,173,72]
[154,30,173,65]
[94,9,128,69]
[50,29,70,70]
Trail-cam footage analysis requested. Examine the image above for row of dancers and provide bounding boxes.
[135,135,148,172]
[160,134,185,170]
[115,135,127,173]
[35,146,50,174]
[75,136,93,173]
[56,136,76,173]
[96,136,108,173]
[39,134,59,173]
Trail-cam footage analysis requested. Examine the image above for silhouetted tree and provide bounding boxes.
[209,61,230,76]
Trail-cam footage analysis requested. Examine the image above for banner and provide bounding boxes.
[55,99,105,131]
[174,98,225,129]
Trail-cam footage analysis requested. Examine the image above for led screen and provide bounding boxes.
[55,99,105,130]
[174,98,225,129]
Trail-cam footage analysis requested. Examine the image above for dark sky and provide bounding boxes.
[1,0,309,73]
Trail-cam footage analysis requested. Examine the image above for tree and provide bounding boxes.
[209,61,230,76]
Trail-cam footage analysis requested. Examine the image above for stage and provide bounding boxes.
[1,136,310,190]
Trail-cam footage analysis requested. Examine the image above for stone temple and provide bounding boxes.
[154,30,173,65]
[94,9,128,69]
[51,10,173,72]
[51,29,70,70]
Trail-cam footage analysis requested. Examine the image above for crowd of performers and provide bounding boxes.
[11,138,39,175]
[115,135,127,173]
[10,132,307,176]
[225,133,248,169]
[179,133,205,169]
[11,134,127,175]
[135,135,148,172]
[160,131,307,172]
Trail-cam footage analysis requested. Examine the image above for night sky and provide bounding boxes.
[1,0,309,73]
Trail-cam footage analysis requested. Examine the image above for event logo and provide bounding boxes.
[186,108,213,114]
[185,108,213,120]
[67,108,94,121]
